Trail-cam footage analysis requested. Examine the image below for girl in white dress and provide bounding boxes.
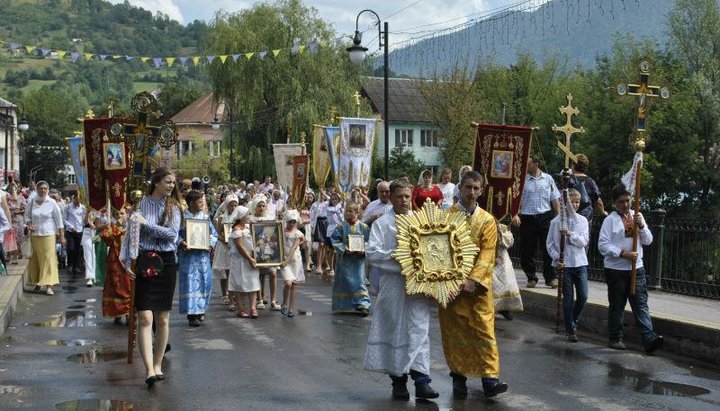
[279,210,305,318]
[228,206,260,318]
[212,194,238,307]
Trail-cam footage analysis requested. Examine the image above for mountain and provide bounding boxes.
[387,0,676,76]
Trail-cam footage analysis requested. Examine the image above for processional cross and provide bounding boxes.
[617,60,670,294]
[109,92,178,192]
[551,93,585,333]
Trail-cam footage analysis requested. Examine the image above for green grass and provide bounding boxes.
[133,81,162,93]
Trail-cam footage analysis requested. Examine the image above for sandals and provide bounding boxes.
[250,309,258,319]
[220,296,230,305]
[270,301,281,311]
[280,306,288,316]
[237,311,250,318]
[287,310,295,318]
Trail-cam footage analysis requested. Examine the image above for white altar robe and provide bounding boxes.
[363,210,432,376]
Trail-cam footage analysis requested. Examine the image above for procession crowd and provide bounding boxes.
[13,152,664,400]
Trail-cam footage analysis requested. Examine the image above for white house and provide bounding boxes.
[0,97,23,183]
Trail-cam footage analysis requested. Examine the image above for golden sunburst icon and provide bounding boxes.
[393,199,480,308]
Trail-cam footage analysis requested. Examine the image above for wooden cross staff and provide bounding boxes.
[551,93,585,333]
[108,91,178,364]
[617,61,670,295]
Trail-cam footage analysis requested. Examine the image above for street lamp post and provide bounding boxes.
[347,10,389,181]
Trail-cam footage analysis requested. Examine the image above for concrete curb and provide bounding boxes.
[0,259,28,339]
[519,288,720,366]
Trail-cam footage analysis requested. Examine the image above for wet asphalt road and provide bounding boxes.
[0,268,718,411]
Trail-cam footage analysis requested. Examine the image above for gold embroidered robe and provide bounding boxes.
[438,204,500,378]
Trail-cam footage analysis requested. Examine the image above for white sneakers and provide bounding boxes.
[86,279,94,287]
[45,287,54,295]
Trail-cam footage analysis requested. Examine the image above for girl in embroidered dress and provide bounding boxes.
[279,210,305,318]
[212,194,239,308]
[228,207,260,318]
[178,190,218,326]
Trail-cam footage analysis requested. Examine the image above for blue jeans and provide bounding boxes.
[604,267,656,342]
[562,266,588,332]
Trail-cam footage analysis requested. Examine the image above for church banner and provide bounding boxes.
[325,126,341,187]
[473,123,533,221]
[338,118,376,193]
[312,126,332,188]
[291,155,309,208]
[102,140,130,211]
[272,143,304,190]
[83,118,111,211]
[65,135,88,206]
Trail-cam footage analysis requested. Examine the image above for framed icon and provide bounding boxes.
[250,221,285,267]
[347,234,365,252]
[186,219,210,250]
[223,223,233,242]
[490,150,513,179]
[102,142,126,171]
[348,124,366,148]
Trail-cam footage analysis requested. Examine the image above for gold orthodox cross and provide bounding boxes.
[617,60,670,150]
[552,93,585,169]
[109,91,177,192]
[353,91,362,117]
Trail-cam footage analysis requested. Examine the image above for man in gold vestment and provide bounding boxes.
[441,170,508,398]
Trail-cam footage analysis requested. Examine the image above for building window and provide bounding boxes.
[67,174,77,184]
[209,141,221,157]
[420,129,438,147]
[179,141,191,156]
[394,129,414,147]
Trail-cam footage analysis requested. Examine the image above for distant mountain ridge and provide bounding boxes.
[388,0,676,76]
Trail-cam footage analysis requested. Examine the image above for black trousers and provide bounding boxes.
[519,211,555,283]
[66,231,83,272]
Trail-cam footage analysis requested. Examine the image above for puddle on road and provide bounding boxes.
[24,310,98,328]
[67,305,87,309]
[66,347,126,364]
[608,363,711,397]
[47,339,98,347]
[55,399,134,410]
[61,286,79,294]
[74,298,97,303]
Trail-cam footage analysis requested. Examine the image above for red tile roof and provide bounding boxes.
[170,91,225,124]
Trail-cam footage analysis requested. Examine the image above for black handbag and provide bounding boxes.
[136,251,164,279]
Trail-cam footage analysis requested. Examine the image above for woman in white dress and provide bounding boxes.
[436,168,456,209]
[493,223,524,319]
[212,194,239,307]
[228,206,260,318]
[25,181,66,295]
[279,210,305,318]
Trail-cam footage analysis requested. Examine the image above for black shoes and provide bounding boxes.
[415,383,440,399]
[644,335,664,354]
[145,375,157,389]
[566,329,578,343]
[499,311,514,321]
[390,375,410,401]
[608,339,626,350]
[451,373,468,399]
[188,315,200,327]
[482,378,508,398]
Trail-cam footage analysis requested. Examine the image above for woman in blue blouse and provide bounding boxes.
[126,167,181,388]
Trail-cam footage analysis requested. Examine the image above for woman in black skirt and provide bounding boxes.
[126,167,182,388]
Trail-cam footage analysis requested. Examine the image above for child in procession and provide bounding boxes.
[279,210,305,318]
[228,206,260,319]
[330,200,371,316]
[178,190,218,327]
[546,188,589,342]
[250,194,281,311]
[213,194,239,308]
[324,191,344,278]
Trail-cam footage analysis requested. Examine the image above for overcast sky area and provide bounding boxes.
[108,0,543,48]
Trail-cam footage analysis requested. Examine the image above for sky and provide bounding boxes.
[107,0,531,48]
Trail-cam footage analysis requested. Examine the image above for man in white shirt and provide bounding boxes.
[598,183,662,353]
[362,181,392,226]
[364,177,438,400]
[64,195,86,275]
[258,176,274,196]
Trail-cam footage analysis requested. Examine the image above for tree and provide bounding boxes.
[372,146,426,182]
[204,0,362,181]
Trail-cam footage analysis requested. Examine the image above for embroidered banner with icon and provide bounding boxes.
[338,118,376,193]
[291,155,309,208]
[66,135,89,206]
[473,123,533,220]
[272,143,304,190]
[312,126,332,188]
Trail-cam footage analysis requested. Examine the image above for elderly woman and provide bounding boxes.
[412,169,443,210]
[25,181,66,295]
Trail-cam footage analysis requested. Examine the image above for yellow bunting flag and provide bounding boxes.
[165,57,175,67]
[192,56,201,65]
[298,45,307,54]
[112,55,121,60]
[140,57,150,63]
[57,50,67,59]
[84,53,94,61]
[219,55,228,63]
[272,49,281,57]
[245,52,254,60]
[26,46,36,54]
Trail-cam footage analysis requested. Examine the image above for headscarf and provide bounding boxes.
[283,209,301,223]
[417,169,433,187]
[249,194,268,216]
[220,194,239,223]
[233,206,249,222]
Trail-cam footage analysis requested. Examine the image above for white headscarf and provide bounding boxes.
[220,194,239,223]
[249,194,268,216]
[417,169,433,187]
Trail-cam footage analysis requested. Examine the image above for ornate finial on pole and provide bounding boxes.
[552,93,585,170]
[329,106,338,125]
[85,109,95,119]
[353,91,362,117]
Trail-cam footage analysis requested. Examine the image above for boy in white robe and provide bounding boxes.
[364,178,438,400]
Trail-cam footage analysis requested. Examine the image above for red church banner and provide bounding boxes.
[473,123,533,221]
[83,118,129,211]
[291,155,309,208]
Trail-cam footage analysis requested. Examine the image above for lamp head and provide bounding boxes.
[211,117,221,130]
[18,119,29,132]
[346,31,368,65]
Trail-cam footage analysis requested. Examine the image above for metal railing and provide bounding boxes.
[508,210,720,300]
